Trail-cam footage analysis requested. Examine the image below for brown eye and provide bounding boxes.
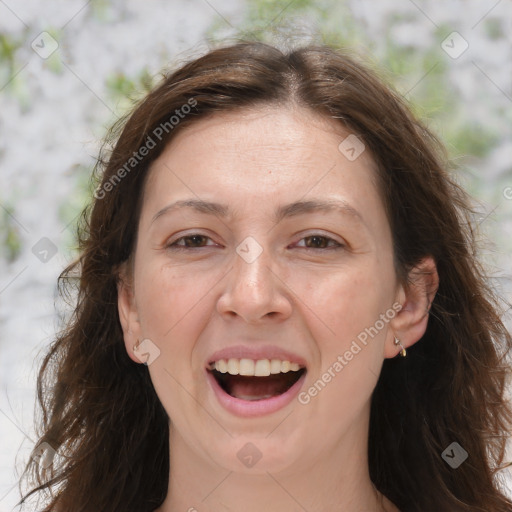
[166,234,215,250]
[179,235,209,247]
[297,235,344,250]
[305,235,329,249]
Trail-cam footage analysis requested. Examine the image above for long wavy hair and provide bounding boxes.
[19,40,512,512]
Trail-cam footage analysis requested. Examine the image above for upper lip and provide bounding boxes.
[206,345,307,369]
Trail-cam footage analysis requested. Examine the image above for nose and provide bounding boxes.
[216,242,293,324]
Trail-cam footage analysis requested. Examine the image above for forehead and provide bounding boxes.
[157,105,371,166]
[142,106,385,231]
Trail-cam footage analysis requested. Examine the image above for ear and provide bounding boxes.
[385,256,439,358]
[117,263,143,364]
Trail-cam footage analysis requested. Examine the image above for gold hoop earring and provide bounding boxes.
[393,336,407,357]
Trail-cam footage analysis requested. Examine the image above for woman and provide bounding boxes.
[19,41,512,512]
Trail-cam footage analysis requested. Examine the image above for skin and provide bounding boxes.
[118,105,438,512]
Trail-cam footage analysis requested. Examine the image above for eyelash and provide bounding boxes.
[166,233,344,251]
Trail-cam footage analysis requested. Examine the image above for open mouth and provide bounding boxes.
[208,359,307,401]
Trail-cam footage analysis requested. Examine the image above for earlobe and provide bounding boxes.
[385,256,439,358]
[117,269,142,364]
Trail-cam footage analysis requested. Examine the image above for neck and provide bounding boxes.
[155,411,399,512]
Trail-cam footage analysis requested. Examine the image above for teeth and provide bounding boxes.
[216,359,228,373]
[239,358,255,376]
[270,359,282,374]
[235,394,274,401]
[254,359,270,376]
[227,358,239,375]
[212,358,302,376]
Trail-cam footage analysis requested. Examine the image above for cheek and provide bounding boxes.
[298,264,394,416]
[135,265,211,408]
[135,261,211,335]
[299,264,391,345]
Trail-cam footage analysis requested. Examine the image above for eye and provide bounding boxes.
[295,234,344,250]
[166,233,217,250]
[165,233,344,252]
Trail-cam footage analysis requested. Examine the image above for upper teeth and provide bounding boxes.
[210,358,302,376]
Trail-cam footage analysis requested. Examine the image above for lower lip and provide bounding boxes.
[206,369,307,418]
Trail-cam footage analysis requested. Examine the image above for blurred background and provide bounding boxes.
[1,0,511,509]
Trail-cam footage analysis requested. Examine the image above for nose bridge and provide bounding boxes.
[217,235,291,321]
[233,236,274,296]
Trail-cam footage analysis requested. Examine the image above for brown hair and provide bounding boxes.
[19,40,512,512]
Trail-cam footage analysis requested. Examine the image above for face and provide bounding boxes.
[119,105,407,476]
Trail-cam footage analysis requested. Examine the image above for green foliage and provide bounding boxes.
[90,0,111,21]
[0,33,20,69]
[105,67,155,115]
[451,123,500,159]
[235,0,501,163]
[484,18,504,40]
[58,163,95,257]
[2,0,508,263]
[0,204,22,262]
[44,28,64,74]
[0,32,24,93]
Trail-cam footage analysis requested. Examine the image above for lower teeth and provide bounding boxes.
[234,394,275,401]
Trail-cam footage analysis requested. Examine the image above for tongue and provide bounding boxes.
[225,374,299,401]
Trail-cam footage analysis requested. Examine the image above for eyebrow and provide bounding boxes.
[151,198,365,226]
